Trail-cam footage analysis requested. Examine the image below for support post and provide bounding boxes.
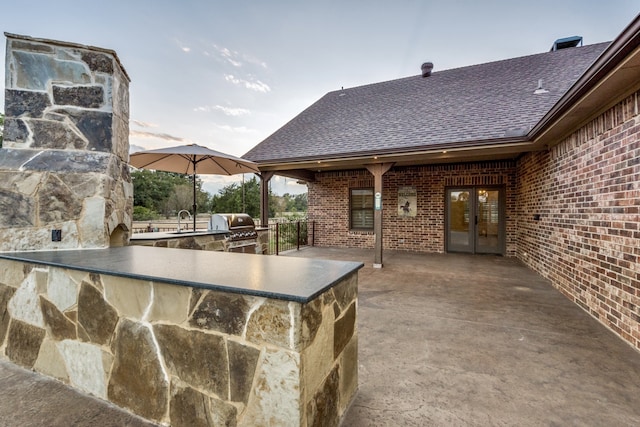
[365,163,394,268]
[259,172,275,227]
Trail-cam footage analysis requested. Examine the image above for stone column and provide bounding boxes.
[0,33,132,251]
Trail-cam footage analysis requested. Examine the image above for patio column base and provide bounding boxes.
[373,263,383,268]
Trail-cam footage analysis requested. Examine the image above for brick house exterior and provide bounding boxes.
[516,91,640,347]
[309,161,518,255]
[245,17,640,351]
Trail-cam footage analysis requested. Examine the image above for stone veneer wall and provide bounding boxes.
[308,161,517,255]
[0,257,358,426]
[0,33,132,250]
[130,230,269,254]
[516,90,640,352]
[130,233,227,251]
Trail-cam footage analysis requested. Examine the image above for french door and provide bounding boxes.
[446,187,505,254]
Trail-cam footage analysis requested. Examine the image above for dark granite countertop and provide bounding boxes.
[0,246,362,303]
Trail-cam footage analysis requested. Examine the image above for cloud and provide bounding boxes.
[209,43,269,71]
[130,130,192,143]
[211,43,266,69]
[173,38,191,53]
[207,44,242,67]
[224,74,271,93]
[193,105,251,116]
[245,56,268,70]
[131,120,158,128]
[214,124,257,134]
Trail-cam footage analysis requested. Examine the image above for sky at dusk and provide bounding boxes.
[1,1,638,195]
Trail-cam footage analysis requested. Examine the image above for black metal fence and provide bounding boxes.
[265,220,314,255]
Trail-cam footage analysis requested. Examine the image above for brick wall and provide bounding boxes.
[516,91,640,351]
[308,170,376,249]
[306,91,639,352]
[308,161,517,255]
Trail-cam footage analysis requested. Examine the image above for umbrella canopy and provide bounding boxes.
[130,143,260,230]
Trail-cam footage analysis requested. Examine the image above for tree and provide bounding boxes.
[293,192,308,211]
[211,177,308,220]
[132,170,186,213]
[278,192,308,213]
[131,169,210,218]
[133,206,159,221]
[212,176,261,217]
[166,184,194,213]
[211,176,280,218]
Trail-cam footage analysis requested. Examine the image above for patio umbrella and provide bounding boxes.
[129,143,260,231]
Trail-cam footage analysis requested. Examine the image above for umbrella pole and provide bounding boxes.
[192,171,197,231]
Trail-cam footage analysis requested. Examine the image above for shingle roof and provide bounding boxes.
[244,42,610,163]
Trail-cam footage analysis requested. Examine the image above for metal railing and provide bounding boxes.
[265,220,314,255]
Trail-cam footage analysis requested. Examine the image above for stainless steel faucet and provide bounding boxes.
[177,210,192,233]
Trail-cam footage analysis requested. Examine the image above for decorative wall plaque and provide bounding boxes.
[398,186,417,217]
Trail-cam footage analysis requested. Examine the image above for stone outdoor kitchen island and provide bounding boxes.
[0,34,362,426]
[0,248,361,426]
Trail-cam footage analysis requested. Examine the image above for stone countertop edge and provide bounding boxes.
[0,246,363,303]
[129,230,229,240]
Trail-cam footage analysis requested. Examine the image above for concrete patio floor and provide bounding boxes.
[0,248,639,426]
[284,247,640,426]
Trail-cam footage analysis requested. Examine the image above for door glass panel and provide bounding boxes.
[448,190,471,250]
[447,187,504,254]
[476,189,500,252]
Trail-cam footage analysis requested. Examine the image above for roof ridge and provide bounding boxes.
[331,41,612,94]
[244,39,612,164]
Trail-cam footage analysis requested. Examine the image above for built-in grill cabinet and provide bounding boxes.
[209,213,258,253]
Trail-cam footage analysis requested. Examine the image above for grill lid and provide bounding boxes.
[209,213,255,231]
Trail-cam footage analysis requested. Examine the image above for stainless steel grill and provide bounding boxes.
[209,213,258,253]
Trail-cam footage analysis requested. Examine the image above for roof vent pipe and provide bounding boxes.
[421,62,433,77]
[534,79,549,94]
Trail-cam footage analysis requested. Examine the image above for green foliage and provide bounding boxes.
[284,193,308,212]
[210,176,308,219]
[270,192,308,215]
[166,184,193,213]
[131,169,211,218]
[132,169,306,221]
[211,176,263,218]
[133,206,160,221]
[283,211,307,222]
